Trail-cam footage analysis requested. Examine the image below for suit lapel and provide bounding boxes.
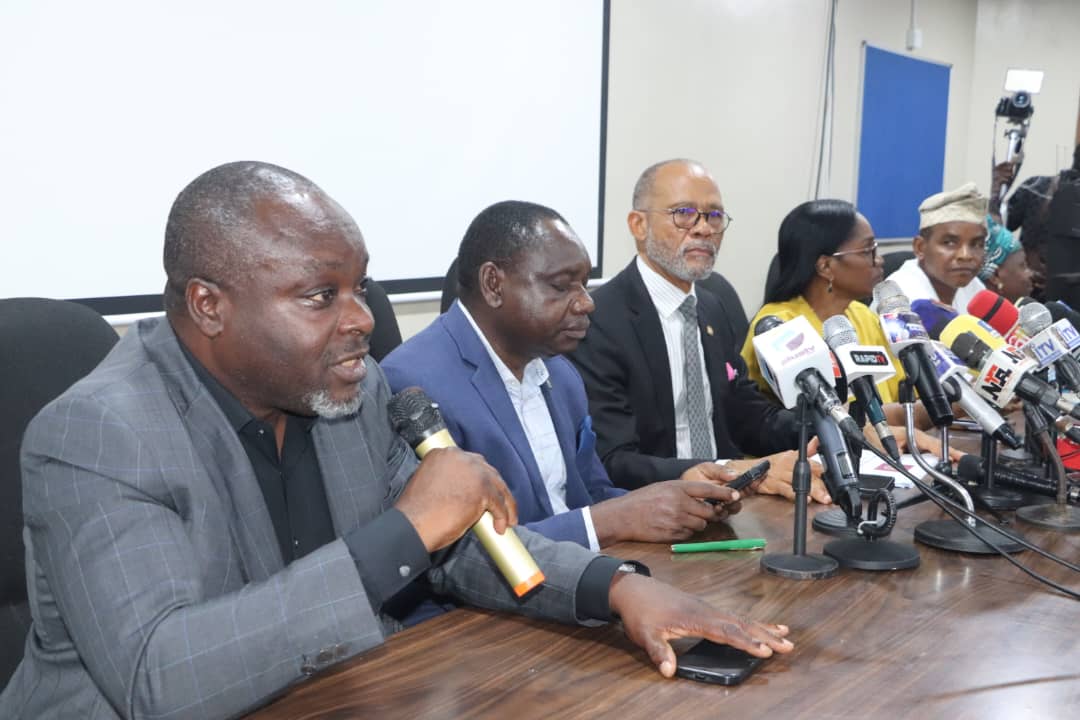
[445,305,553,516]
[141,319,284,583]
[312,410,385,535]
[625,261,678,450]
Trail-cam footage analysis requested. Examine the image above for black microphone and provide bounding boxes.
[874,281,955,427]
[822,315,901,460]
[388,387,544,597]
[949,332,1080,421]
[956,454,1080,504]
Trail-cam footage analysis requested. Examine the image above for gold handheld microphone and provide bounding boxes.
[388,387,545,597]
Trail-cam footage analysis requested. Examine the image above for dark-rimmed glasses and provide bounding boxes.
[639,207,733,231]
[831,242,878,262]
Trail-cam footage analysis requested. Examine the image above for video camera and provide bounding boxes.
[994,69,1044,211]
[995,69,1043,162]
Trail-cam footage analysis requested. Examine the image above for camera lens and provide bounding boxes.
[1013,91,1031,108]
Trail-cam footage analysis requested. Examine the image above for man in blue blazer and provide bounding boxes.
[382,201,745,550]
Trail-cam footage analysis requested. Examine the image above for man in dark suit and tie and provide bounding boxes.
[383,200,745,551]
[569,159,829,501]
[1,161,792,719]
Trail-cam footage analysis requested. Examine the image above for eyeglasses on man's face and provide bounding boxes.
[639,206,733,232]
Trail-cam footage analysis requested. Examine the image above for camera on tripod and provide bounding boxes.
[993,69,1045,194]
[995,68,1043,123]
[995,92,1034,121]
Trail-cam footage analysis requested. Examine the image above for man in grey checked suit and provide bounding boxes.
[1,162,793,719]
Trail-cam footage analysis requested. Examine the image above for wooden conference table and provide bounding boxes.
[250,466,1080,719]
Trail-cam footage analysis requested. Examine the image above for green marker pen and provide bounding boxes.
[671,538,767,553]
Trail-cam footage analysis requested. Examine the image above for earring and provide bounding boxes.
[827,279,833,294]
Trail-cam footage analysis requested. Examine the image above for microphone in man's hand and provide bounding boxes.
[388,387,544,597]
[948,332,1080,421]
[873,281,954,427]
[822,314,900,460]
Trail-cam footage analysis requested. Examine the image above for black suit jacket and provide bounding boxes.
[569,259,799,490]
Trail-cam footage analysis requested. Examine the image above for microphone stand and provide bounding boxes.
[1015,403,1080,531]
[812,395,898,539]
[969,431,1027,510]
[899,381,1025,553]
[761,395,840,579]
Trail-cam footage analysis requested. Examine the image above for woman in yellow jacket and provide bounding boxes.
[741,199,902,403]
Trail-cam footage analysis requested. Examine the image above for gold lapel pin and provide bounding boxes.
[706,325,714,336]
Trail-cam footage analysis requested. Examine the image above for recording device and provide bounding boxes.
[676,640,764,685]
[751,315,862,440]
[752,315,862,520]
[388,387,545,597]
[957,454,1080,506]
[873,281,954,427]
[948,332,1080,421]
[929,340,1023,449]
[1018,302,1080,391]
[822,314,900,460]
[994,69,1044,210]
[967,289,1028,346]
[1043,301,1080,357]
[936,312,1007,351]
[910,298,958,340]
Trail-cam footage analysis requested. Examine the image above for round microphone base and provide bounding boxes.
[971,486,1028,511]
[914,519,1025,554]
[760,552,840,580]
[822,538,920,571]
[811,509,860,537]
[1015,503,1080,532]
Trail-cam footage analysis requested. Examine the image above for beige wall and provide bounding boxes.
[113,1,1080,342]
[963,0,1080,194]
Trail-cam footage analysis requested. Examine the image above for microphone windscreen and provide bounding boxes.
[910,299,959,340]
[938,314,1006,352]
[873,280,909,313]
[754,314,784,336]
[949,331,991,369]
[388,386,447,445]
[1018,302,1054,335]
[968,289,1019,337]
[822,314,858,348]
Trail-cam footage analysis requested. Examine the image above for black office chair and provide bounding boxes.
[882,250,915,278]
[0,298,119,686]
[696,271,750,343]
[440,259,460,314]
[365,279,403,362]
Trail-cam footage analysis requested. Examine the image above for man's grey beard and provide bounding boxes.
[644,230,715,283]
[305,389,362,419]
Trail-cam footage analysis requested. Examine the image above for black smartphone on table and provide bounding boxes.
[675,640,764,685]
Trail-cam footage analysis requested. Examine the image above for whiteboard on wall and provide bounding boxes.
[0,0,607,314]
[856,44,951,240]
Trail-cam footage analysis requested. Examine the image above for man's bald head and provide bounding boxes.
[162,161,361,316]
[631,158,710,210]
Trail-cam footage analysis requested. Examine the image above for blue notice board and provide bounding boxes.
[857,45,951,238]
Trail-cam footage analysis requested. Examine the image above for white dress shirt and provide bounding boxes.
[881,257,986,314]
[636,255,717,459]
[459,304,600,550]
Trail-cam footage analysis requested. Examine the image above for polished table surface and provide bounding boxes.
[249,473,1080,719]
